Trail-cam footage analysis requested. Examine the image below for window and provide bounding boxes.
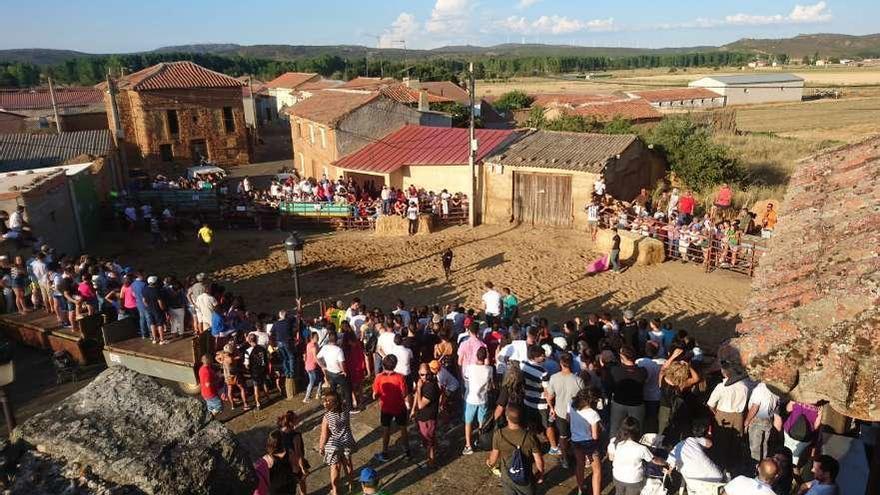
[166,110,179,136]
[309,124,315,144]
[320,128,326,149]
[222,106,235,133]
[159,144,173,162]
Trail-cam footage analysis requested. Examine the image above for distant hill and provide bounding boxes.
[0,48,96,65]
[722,33,880,59]
[3,33,879,66]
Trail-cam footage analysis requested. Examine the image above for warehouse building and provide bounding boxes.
[688,73,804,106]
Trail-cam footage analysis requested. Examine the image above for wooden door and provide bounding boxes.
[513,172,572,227]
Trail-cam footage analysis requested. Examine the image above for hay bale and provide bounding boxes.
[634,236,665,265]
[374,215,409,236]
[415,213,433,236]
[594,229,665,266]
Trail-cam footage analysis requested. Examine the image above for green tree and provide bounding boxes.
[524,105,546,128]
[493,90,533,113]
[603,116,635,135]
[647,116,743,192]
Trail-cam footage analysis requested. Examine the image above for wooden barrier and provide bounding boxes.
[0,311,104,365]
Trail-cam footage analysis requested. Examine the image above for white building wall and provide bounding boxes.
[689,78,803,106]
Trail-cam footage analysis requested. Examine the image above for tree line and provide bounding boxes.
[0,50,758,88]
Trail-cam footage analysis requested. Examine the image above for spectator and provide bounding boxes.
[318,390,356,495]
[723,458,779,495]
[546,352,584,467]
[372,355,410,462]
[486,404,545,495]
[411,362,441,469]
[797,454,839,495]
[607,416,665,495]
[198,354,222,416]
[462,347,492,455]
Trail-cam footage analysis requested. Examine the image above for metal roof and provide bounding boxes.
[333,125,518,173]
[0,130,113,172]
[693,73,804,85]
[485,129,638,173]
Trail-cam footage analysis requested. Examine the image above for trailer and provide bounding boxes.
[101,318,213,394]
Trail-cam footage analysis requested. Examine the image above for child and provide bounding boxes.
[216,344,249,411]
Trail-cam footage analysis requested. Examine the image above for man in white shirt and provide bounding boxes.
[481,281,502,326]
[723,458,778,495]
[406,201,419,235]
[445,305,465,333]
[195,291,217,333]
[593,177,605,197]
[585,200,601,241]
[7,206,24,231]
[462,347,492,455]
[389,334,413,379]
[392,300,411,327]
[707,362,749,471]
[317,332,351,410]
[745,381,780,463]
[635,342,665,434]
[667,420,724,484]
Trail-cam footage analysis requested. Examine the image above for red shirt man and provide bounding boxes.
[715,184,733,208]
[678,191,696,216]
[373,365,408,416]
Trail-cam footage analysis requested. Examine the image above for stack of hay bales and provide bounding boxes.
[375,214,434,236]
[595,229,665,266]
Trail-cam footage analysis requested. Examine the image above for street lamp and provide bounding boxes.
[284,232,305,301]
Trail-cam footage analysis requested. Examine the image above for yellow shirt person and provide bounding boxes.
[197,224,214,255]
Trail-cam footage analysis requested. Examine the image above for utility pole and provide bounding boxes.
[468,62,476,228]
[106,70,128,189]
[47,76,62,134]
[249,75,259,145]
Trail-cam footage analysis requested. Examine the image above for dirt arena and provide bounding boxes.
[97,224,750,351]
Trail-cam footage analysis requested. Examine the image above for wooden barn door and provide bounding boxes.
[513,172,572,228]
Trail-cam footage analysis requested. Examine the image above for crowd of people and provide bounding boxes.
[585,180,778,273]
[186,277,842,495]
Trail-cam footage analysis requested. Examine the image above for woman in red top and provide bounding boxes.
[343,329,367,411]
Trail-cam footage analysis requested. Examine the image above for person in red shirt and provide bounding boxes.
[372,355,410,462]
[198,354,223,416]
[714,183,733,210]
[678,190,696,224]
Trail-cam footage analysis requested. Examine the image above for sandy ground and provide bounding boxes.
[97,224,749,350]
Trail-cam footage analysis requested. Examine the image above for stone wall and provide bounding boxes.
[108,87,250,174]
[603,140,667,201]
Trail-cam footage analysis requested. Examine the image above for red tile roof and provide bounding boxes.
[334,125,517,173]
[629,88,721,103]
[418,81,470,104]
[380,84,453,105]
[297,79,344,91]
[728,136,880,421]
[565,99,662,122]
[286,90,381,126]
[265,72,320,89]
[532,93,621,107]
[0,87,104,111]
[117,61,244,91]
[338,77,396,90]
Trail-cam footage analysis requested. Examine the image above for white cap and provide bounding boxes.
[541,344,552,357]
[147,275,159,284]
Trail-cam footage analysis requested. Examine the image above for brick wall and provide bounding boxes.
[107,87,251,174]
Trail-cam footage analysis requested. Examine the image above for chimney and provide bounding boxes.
[418,90,429,112]
[404,77,420,89]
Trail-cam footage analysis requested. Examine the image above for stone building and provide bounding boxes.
[286,90,450,180]
[728,136,880,422]
[104,61,251,173]
[482,130,666,229]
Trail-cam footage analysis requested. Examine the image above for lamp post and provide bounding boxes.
[284,232,305,301]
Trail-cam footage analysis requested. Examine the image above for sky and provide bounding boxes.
[1,0,877,53]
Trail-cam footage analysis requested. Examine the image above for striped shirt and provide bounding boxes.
[521,360,550,410]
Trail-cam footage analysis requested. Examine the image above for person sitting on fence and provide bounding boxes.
[761,203,778,235]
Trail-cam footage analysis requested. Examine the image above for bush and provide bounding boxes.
[648,117,744,192]
[493,90,534,114]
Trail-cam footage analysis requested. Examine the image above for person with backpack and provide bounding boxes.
[245,333,270,410]
[486,404,544,495]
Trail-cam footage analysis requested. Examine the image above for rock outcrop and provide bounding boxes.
[11,367,255,494]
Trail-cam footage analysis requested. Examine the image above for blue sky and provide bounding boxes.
[2,0,876,53]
